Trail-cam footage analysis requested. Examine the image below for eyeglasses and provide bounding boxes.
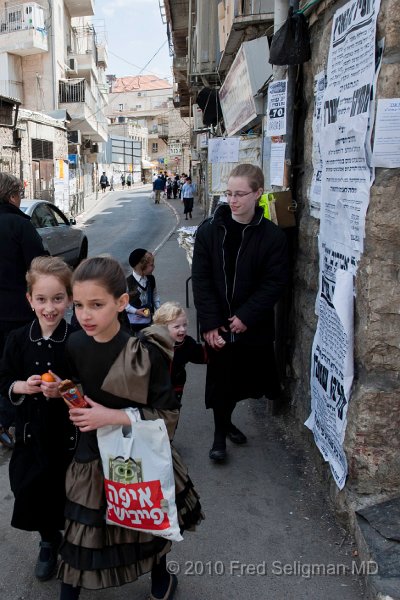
[224,190,254,198]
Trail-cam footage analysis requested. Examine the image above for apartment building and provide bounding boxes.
[107,74,191,177]
[0,0,108,213]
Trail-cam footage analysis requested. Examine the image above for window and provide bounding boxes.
[31,139,53,160]
[152,142,158,153]
[48,205,68,226]
[136,104,142,109]
[119,103,123,111]
[31,204,57,228]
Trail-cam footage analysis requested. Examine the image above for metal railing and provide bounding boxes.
[0,3,46,35]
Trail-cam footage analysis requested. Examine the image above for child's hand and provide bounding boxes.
[69,397,131,432]
[12,376,42,395]
[40,370,62,398]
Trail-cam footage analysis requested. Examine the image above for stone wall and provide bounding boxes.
[289,0,400,513]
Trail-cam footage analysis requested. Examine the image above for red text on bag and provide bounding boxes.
[105,479,171,531]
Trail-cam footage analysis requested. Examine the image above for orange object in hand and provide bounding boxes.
[41,372,56,382]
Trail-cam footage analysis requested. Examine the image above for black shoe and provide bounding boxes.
[227,424,247,445]
[209,447,227,461]
[35,532,62,581]
[150,574,178,600]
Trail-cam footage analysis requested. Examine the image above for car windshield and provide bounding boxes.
[20,205,29,213]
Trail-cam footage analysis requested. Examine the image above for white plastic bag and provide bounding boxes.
[97,408,182,542]
[150,191,155,200]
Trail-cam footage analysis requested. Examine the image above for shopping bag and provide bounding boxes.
[97,408,182,542]
[150,191,155,200]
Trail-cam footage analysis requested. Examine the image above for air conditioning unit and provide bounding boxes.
[193,103,205,131]
[68,58,78,74]
[68,130,82,145]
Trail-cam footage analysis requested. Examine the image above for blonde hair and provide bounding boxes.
[153,301,186,325]
[26,256,72,295]
[229,163,264,191]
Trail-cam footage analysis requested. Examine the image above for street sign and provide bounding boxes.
[169,143,182,156]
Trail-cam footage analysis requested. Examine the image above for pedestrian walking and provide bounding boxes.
[0,256,76,581]
[99,172,108,193]
[58,256,203,600]
[153,173,165,204]
[181,176,195,219]
[126,173,132,188]
[172,175,179,199]
[166,177,173,199]
[192,163,289,462]
[125,248,160,333]
[120,173,125,189]
[0,172,47,448]
[153,302,207,404]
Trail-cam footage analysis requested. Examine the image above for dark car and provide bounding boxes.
[20,200,88,267]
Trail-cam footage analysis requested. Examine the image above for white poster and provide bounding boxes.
[266,80,287,137]
[306,0,381,490]
[372,98,400,167]
[270,142,286,186]
[310,71,326,216]
[208,137,240,163]
[318,0,381,252]
[305,243,355,489]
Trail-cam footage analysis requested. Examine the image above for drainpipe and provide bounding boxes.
[50,0,57,109]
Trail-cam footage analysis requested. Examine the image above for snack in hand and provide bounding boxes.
[143,308,150,317]
[58,379,89,408]
[41,372,56,382]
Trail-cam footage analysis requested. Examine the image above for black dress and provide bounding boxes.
[0,319,76,531]
[59,327,203,590]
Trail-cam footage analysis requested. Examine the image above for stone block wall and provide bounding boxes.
[289,0,400,510]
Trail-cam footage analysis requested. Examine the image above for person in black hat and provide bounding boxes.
[125,249,161,334]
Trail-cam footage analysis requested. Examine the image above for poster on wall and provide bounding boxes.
[54,159,69,214]
[266,80,287,137]
[306,0,381,489]
[310,71,326,216]
[372,98,400,167]
[319,0,381,252]
[208,137,240,163]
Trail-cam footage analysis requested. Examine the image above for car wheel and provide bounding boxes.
[77,239,88,266]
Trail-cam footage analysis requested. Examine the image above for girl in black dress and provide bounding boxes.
[153,302,208,403]
[0,256,76,581]
[59,257,202,600]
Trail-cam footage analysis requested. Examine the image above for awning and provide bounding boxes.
[142,159,156,169]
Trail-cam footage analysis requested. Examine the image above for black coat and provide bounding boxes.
[0,319,76,531]
[0,202,46,323]
[192,205,289,345]
[172,335,206,401]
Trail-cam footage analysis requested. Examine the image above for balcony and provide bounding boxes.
[218,0,274,73]
[0,3,48,56]
[96,44,108,68]
[0,79,23,102]
[59,78,107,142]
[68,26,97,75]
[64,0,94,18]
[157,116,169,141]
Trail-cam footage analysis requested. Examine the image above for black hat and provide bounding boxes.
[129,248,147,268]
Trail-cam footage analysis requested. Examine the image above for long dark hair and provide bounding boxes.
[72,256,126,298]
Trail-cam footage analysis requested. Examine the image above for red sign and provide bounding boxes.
[104,478,171,531]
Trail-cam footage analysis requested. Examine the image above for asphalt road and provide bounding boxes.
[0,188,367,599]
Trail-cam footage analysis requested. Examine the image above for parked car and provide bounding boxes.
[20,200,88,267]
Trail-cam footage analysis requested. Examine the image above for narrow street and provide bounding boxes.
[0,189,366,599]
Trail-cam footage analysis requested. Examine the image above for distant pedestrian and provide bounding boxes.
[0,256,76,582]
[126,173,132,188]
[125,248,161,333]
[166,177,173,199]
[153,173,165,204]
[181,176,195,220]
[120,174,125,189]
[109,175,114,191]
[153,302,207,404]
[99,172,108,193]
[172,175,179,199]
[0,172,47,449]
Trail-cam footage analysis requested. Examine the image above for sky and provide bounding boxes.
[95,0,173,82]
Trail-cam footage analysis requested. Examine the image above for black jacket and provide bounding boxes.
[0,203,46,323]
[192,205,289,345]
